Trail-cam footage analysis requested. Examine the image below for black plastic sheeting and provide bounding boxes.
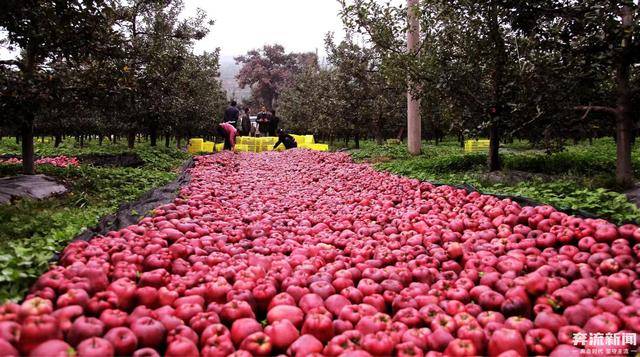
[50,158,195,261]
[430,181,613,223]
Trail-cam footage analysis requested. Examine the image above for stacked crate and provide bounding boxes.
[188,139,204,153]
[188,135,329,153]
[464,139,490,153]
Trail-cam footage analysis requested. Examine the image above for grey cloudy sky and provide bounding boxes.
[184,0,346,58]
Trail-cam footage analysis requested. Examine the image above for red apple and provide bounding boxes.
[165,336,199,357]
[76,337,114,357]
[264,319,299,350]
[130,317,166,348]
[487,328,526,357]
[239,332,272,356]
[104,327,138,356]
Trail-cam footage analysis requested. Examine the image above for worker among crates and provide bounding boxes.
[273,129,298,150]
[216,122,237,150]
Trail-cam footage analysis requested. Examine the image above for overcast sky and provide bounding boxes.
[184,0,346,59]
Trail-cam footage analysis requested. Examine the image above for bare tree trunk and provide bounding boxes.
[21,117,35,175]
[407,0,421,155]
[487,2,505,172]
[354,132,360,149]
[54,134,62,148]
[375,113,384,145]
[614,5,634,188]
[165,135,170,148]
[21,47,36,175]
[150,123,158,147]
[489,123,501,171]
[127,131,136,149]
[176,135,182,149]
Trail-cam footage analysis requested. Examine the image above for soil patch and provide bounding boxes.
[480,170,556,186]
[0,175,67,205]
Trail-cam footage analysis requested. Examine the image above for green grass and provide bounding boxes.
[0,137,189,301]
[349,138,640,225]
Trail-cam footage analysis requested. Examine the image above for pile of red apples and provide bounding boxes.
[0,150,638,356]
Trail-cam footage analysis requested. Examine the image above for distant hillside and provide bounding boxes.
[219,55,251,100]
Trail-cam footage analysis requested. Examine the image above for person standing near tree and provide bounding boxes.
[223,100,240,127]
[256,106,271,136]
[269,109,280,136]
[239,107,251,136]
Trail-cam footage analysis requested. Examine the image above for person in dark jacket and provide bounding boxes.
[269,110,280,136]
[256,106,271,135]
[239,107,251,136]
[223,100,240,126]
[273,129,297,150]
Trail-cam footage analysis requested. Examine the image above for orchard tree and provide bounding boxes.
[0,0,119,174]
[114,0,213,148]
[279,35,404,146]
[279,67,342,140]
[511,0,640,187]
[171,51,227,147]
[341,0,525,170]
[235,45,318,109]
[325,34,405,147]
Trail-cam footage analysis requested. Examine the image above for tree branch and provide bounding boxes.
[0,59,22,68]
[573,105,617,115]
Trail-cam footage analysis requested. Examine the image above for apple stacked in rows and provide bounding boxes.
[0,150,638,356]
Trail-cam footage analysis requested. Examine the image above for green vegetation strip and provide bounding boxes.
[0,139,189,301]
[350,139,640,225]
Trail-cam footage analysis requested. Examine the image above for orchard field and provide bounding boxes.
[2,0,640,356]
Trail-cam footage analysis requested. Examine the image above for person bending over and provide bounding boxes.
[273,129,297,150]
[216,122,237,150]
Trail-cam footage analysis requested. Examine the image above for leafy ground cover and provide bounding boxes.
[0,138,189,301]
[349,138,640,225]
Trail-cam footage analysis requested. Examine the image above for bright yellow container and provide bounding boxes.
[188,138,204,153]
[464,139,490,153]
[202,142,214,152]
[304,135,315,144]
[310,144,329,152]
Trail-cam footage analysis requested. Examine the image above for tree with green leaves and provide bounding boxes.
[0,0,119,174]
[510,0,640,187]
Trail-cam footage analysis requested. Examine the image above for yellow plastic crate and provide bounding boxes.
[214,143,224,152]
[304,135,315,144]
[235,144,249,152]
[188,144,202,153]
[291,135,305,144]
[309,144,329,152]
[188,138,204,153]
[464,139,490,153]
[202,142,214,152]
